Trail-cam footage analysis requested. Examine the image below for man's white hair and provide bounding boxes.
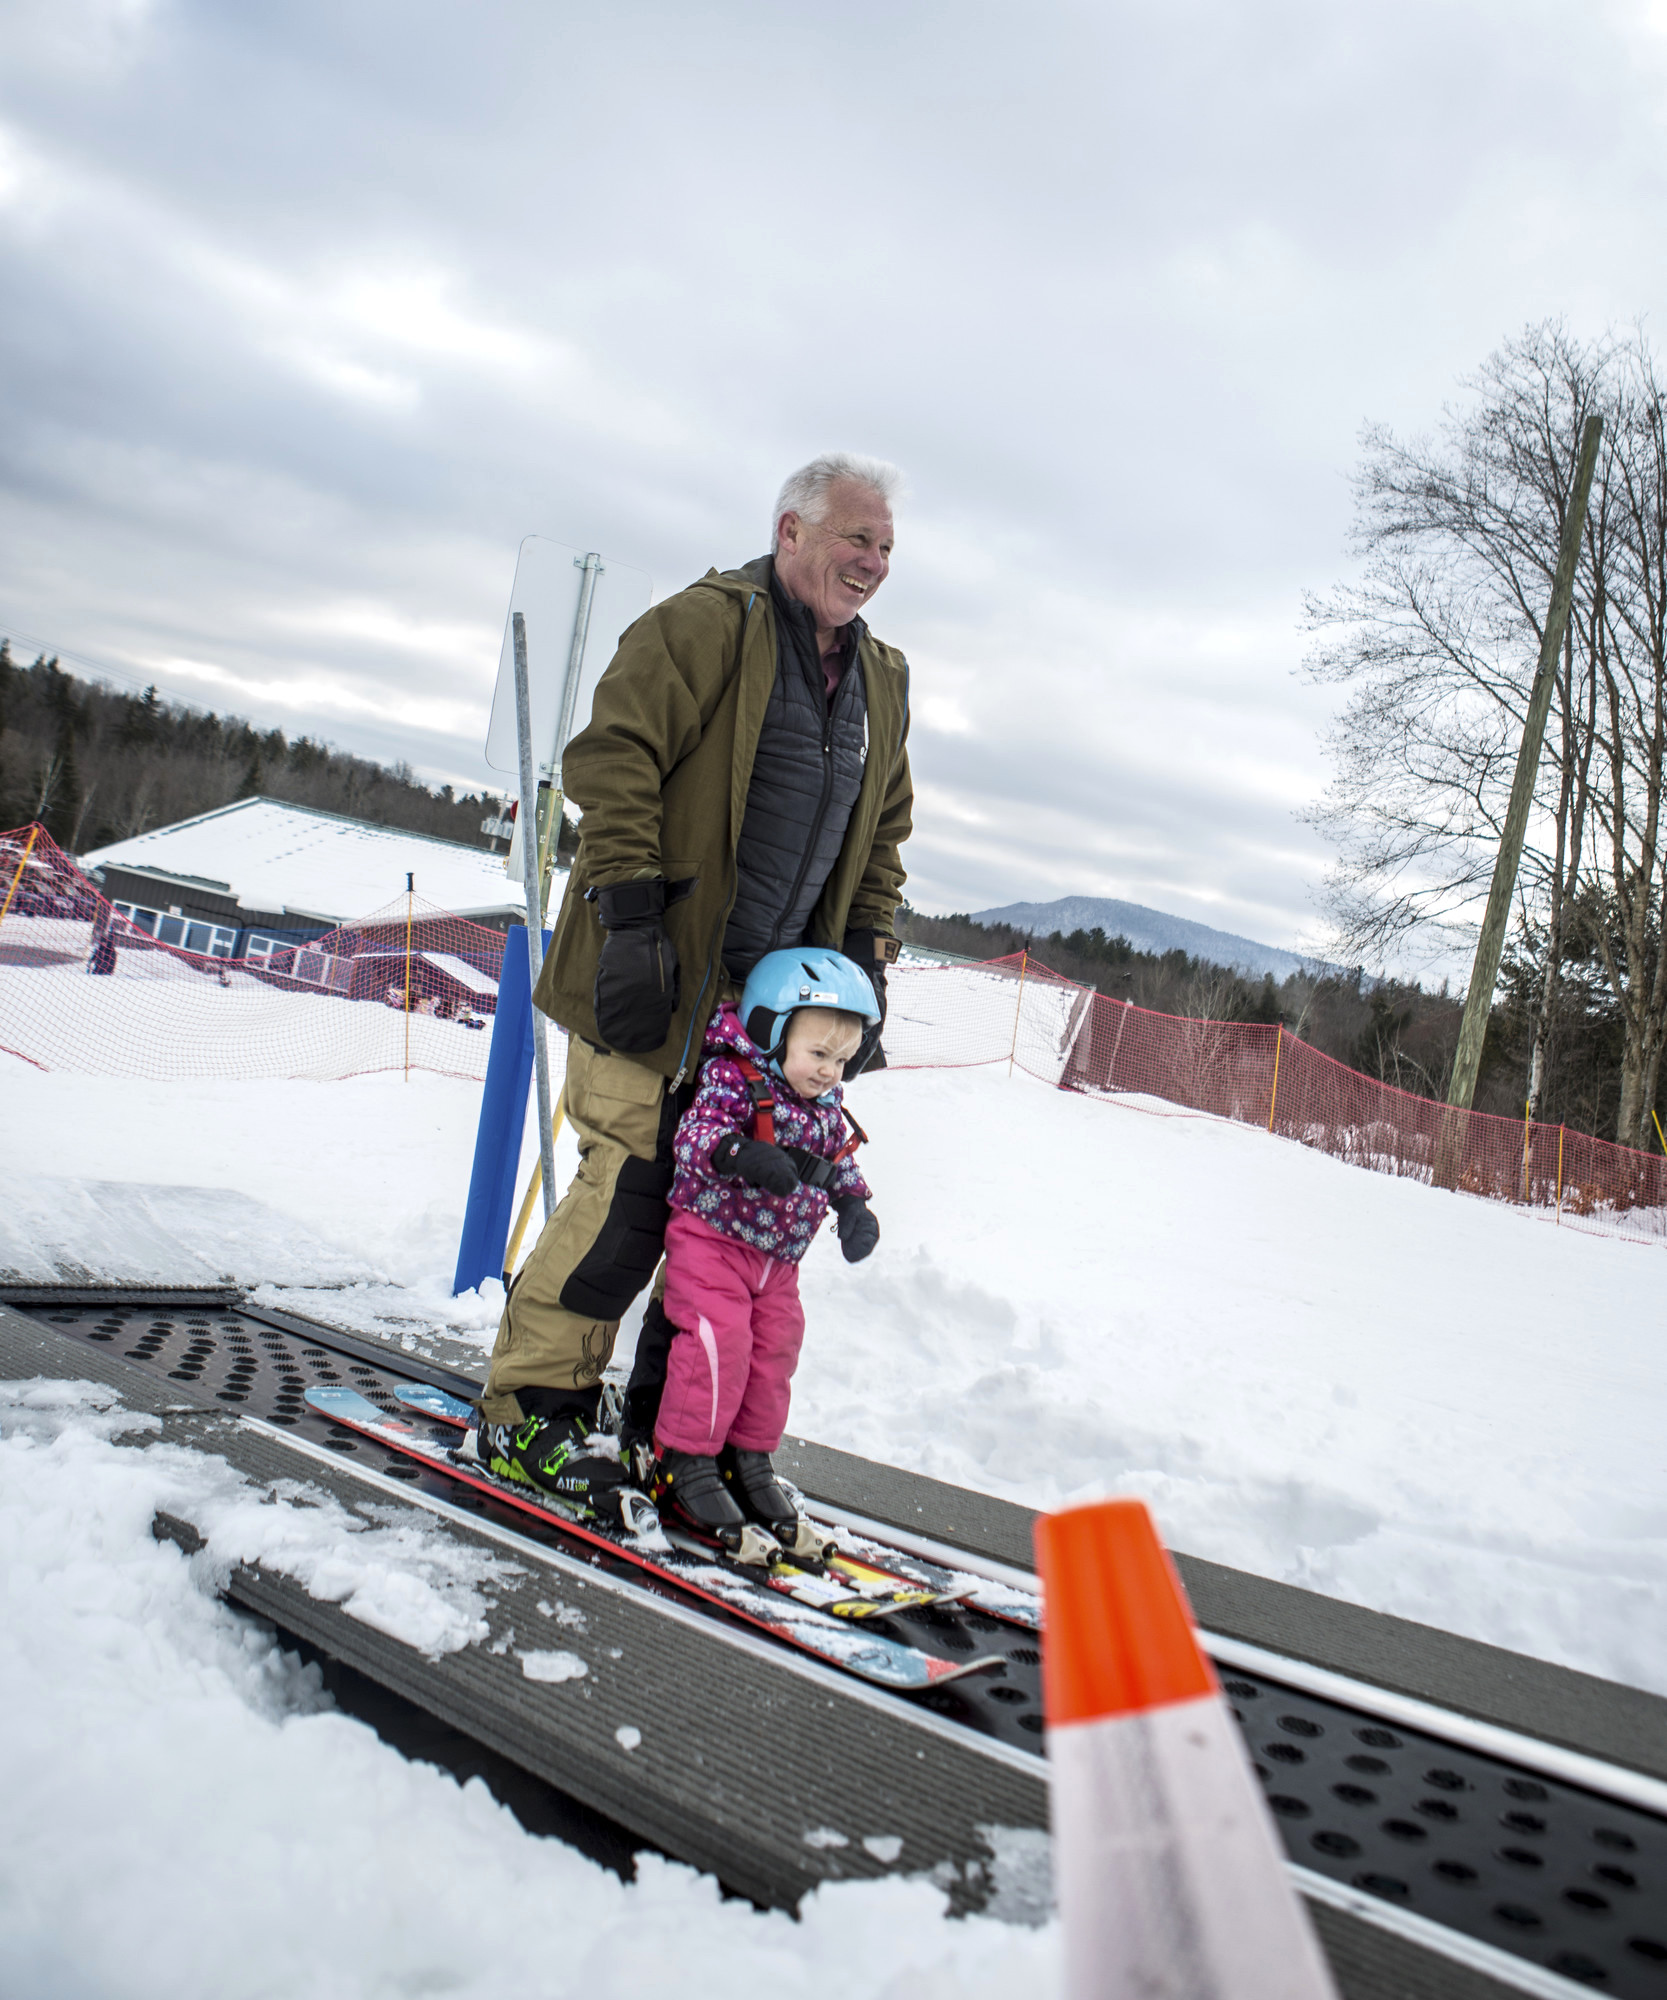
[771,452,903,549]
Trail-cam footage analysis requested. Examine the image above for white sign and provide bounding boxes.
[484,536,652,778]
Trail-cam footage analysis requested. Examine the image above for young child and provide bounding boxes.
[648,947,882,1559]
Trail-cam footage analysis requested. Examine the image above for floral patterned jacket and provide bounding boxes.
[667,1005,872,1264]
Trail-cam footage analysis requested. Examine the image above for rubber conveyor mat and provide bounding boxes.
[9,1288,1667,1998]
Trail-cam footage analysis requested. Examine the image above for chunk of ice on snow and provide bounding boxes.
[520,1650,587,1683]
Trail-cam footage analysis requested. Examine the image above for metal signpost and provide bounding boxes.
[511,610,559,1223]
[452,539,652,1296]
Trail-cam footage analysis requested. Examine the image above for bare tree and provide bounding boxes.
[1305,323,1667,1147]
[1582,357,1667,1142]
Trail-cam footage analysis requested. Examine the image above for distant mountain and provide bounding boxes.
[970,895,1326,983]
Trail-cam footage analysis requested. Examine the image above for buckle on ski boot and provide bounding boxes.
[651,1448,784,1565]
[718,1446,838,1561]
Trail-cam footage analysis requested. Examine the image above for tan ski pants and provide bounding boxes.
[480,1036,683,1424]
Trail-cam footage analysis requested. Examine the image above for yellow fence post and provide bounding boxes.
[1557,1124,1565,1224]
[1266,1025,1283,1133]
[403,872,414,1080]
[1523,1098,1532,1204]
[1653,1108,1667,1159]
[501,1096,566,1285]
[0,823,42,934]
[1007,950,1029,1079]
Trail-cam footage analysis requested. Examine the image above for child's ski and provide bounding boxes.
[341,1386,945,1620]
[393,1380,1040,1632]
[305,1386,999,1693]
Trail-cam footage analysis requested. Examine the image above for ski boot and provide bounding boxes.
[719,1445,836,1562]
[470,1389,633,1526]
[650,1447,780,1565]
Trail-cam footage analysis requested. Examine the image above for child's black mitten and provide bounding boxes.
[831,1195,880,1263]
[711,1133,799,1195]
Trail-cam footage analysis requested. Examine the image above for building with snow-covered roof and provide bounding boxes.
[81,797,522,960]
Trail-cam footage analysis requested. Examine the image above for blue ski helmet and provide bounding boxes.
[740,948,881,1061]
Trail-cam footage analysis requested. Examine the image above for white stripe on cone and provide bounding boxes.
[1050,1691,1338,2000]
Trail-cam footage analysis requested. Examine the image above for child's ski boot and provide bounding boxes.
[467,1396,631,1527]
[651,1448,779,1565]
[719,1445,836,1562]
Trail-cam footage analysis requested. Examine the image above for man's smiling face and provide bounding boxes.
[773,478,894,633]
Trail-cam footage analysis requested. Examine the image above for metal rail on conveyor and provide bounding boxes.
[2,1286,1662,2000]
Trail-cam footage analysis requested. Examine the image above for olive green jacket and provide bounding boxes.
[534,557,913,1080]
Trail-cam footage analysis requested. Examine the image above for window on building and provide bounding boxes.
[290,947,352,993]
[187,921,237,959]
[111,901,236,959]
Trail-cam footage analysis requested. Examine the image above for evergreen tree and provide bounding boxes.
[0,643,512,858]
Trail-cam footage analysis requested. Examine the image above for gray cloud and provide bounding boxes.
[4,0,1666,964]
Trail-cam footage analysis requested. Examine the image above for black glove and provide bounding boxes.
[589,878,694,1054]
[841,930,898,1077]
[831,1195,880,1263]
[711,1132,800,1195]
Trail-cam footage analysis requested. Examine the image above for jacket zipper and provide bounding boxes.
[767,661,840,953]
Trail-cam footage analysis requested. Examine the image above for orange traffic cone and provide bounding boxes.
[1036,1498,1338,1999]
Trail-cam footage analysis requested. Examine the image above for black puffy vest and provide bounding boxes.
[721,583,869,978]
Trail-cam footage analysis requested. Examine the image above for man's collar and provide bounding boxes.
[764,555,864,653]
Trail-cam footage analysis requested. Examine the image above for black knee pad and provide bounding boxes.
[559,1153,675,1321]
[519,1383,603,1424]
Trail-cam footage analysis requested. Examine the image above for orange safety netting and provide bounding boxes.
[6,822,1664,1244]
[0,822,507,1082]
[880,950,1667,1248]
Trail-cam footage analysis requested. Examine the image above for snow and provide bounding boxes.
[0,1384,1049,1998]
[423,948,500,996]
[81,796,522,924]
[0,950,498,1081]
[520,1649,589,1683]
[0,1175,380,1288]
[0,1065,506,1355]
[3,1047,1662,1696]
[799,1067,1667,1698]
[882,956,1089,1085]
[2,1021,1663,1992]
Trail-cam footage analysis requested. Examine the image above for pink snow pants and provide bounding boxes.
[654,1209,806,1456]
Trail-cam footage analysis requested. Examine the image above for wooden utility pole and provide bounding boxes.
[1435,413,1602,1184]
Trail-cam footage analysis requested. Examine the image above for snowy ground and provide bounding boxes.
[5,1048,1661,1695]
[0,1381,1050,1999]
[3,1046,1663,1994]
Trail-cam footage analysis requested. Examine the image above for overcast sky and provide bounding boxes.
[4,0,1666,957]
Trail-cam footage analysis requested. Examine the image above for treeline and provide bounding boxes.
[0,644,511,854]
[898,911,1654,1142]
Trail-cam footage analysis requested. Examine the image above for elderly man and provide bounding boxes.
[474,452,912,1520]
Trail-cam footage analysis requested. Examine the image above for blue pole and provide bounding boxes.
[452,924,549,1296]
